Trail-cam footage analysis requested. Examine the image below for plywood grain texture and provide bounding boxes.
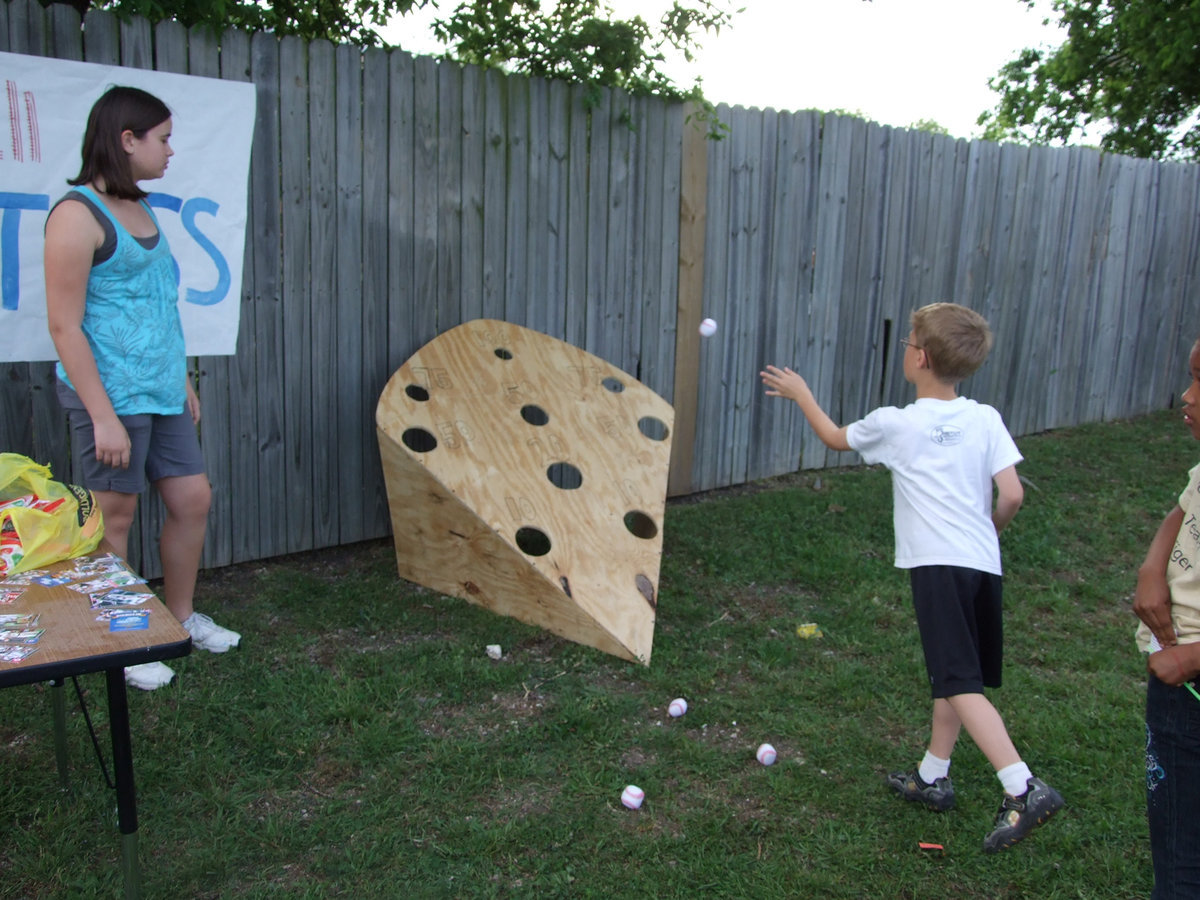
[376,320,674,664]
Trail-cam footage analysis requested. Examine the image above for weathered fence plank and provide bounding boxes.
[480,66,506,325]
[361,46,394,540]
[219,27,263,565]
[562,84,589,352]
[436,59,463,335]
[249,31,288,562]
[334,42,366,544]
[692,103,732,492]
[726,104,763,489]
[460,64,485,325]
[184,21,238,572]
[504,73,530,330]
[385,49,415,372]
[411,54,440,352]
[543,79,571,342]
[278,35,315,555]
[806,113,852,471]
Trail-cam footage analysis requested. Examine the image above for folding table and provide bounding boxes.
[0,553,192,899]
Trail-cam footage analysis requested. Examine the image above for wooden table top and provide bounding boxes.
[0,551,191,688]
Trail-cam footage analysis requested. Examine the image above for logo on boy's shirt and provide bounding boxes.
[1173,514,1200,572]
[929,425,964,446]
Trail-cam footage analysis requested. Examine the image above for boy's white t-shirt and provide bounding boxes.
[845,396,1023,576]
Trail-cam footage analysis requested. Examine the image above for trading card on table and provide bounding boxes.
[0,613,39,628]
[0,628,45,644]
[74,559,137,583]
[73,575,144,594]
[104,569,144,586]
[31,573,75,587]
[70,553,121,576]
[0,588,25,604]
[1,571,37,586]
[0,644,39,663]
[107,610,150,632]
[89,589,150,609]
[95,608,149,621]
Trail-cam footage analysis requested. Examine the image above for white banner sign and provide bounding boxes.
[0,52,256,361]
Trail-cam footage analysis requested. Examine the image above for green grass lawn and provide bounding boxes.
[1,409,1192,898]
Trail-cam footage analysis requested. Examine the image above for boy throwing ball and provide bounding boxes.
[761,302,1062,853]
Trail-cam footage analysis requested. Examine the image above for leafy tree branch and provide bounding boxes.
[981,0,1200,160]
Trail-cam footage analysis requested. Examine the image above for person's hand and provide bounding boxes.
[1134,570,1178,650]
[185,378,202,425]
[760,365,812,405]
[1148,644,1200,686]
[93,416,131,470]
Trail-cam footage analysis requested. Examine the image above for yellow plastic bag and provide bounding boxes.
[0,453,104,577]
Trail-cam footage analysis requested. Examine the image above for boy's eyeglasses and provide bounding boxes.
[900,338,922,351]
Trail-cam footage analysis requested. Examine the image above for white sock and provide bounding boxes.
[918,751,951,784]
[997,761,1033,796]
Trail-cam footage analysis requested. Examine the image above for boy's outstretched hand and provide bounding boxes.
[760,365,852,452]
[760,365,813,405]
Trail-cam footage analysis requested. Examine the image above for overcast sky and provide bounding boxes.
[382,0,1064,140]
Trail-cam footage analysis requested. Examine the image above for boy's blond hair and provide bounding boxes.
[911,303,993,383]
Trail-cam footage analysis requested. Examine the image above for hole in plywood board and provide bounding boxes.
[624,511,658,540]
[547,462,583,490]
[521,404,550,426]
[401,428,438,453]
[515,526,552,557]
[637,416,669,441]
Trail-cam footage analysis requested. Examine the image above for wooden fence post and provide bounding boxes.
[668,102,708,497]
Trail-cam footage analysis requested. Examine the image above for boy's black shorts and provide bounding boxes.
[909,565,1003,698]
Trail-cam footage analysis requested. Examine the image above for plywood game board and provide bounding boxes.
[376,320,674,664]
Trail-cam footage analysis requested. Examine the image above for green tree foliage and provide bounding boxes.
[59,0,427,44]
[430,0,736,103]
[60,0,734,107]
[908,118,950,136]
[980,0,1200,160]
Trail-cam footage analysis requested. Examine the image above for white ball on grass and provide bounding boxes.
[621,785,644,809]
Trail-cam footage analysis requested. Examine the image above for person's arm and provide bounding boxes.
[1148,642,1200,686]
[760,364,851,452]
[1134,505,1185,650]
[44,201,132,469]
[992,465,1023,534]
[185,377,201,425]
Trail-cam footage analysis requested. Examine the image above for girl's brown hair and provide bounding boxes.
[68,86,171,201]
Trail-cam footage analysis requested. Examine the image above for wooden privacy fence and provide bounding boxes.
[1,0,1198,577]
[685,111,1200,493]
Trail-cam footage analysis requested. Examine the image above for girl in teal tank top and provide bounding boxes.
[53,183,185,415]
[44,86,241,691]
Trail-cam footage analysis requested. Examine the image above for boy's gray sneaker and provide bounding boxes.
[983,777,1064,853]
[886,770,955,812]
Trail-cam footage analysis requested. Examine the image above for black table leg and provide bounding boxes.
[105,667,141,900]
[50,679,70,791]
